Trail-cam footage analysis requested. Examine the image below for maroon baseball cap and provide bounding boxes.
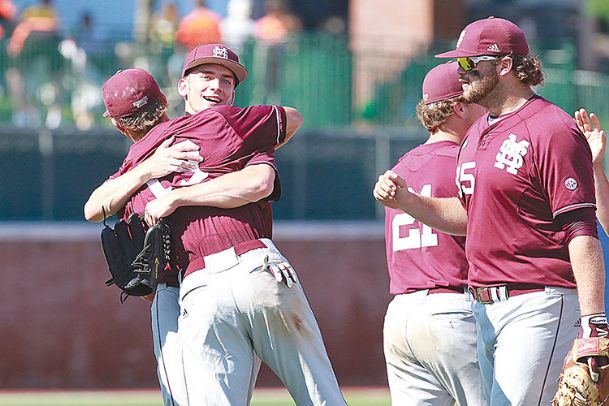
[422,62,463,104]
[102,68,167,118]
[435,17,529,58]
[181,43,248,84]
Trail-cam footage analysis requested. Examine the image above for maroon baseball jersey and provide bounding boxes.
[113,104,286,278]
[456,96,595,288]
[386,141,468,294]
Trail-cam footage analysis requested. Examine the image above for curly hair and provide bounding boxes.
[511,54,544,87]
[114,101,167,134]
[416,95,464,132]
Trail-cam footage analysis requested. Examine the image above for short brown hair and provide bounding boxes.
[114,100,167,134]
[416,95,463,132]
[512,54,544,87]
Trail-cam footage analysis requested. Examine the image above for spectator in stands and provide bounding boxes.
[65,11,106,130]
[252,0,301,104]
[150,1,180,86]
[254,0,301,44]
[74,11,105,59]
[6,0,57,56]
[151,2,179,51]
[320,15,346,37]
[0,0,16,102]
[6,0,64,128]
[0,0,15,39]
[175,0,221,50]
[220,0,255,53]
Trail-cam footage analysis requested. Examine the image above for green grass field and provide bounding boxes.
[0,388,391,406]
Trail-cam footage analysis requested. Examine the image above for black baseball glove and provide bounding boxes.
[100,213,172,302]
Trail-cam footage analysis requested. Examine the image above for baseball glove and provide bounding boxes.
[552,338,609,406]
[100,213,172,302]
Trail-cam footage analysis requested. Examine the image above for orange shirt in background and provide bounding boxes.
[176,7,221,50]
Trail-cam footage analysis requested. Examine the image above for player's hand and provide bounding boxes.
[146,136,203,179]
[578,313,609,381]
[575,108,606,166]
[373,170,410,210]
[263,255,298,288]
[143,196,176,226]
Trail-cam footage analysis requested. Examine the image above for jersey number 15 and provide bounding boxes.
[456,161,476,197]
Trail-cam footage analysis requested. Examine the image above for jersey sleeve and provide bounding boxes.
[224,105,287,150]
[535,120,596,217]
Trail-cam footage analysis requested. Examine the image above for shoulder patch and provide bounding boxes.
[564,177,578,191]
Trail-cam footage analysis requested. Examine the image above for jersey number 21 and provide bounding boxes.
[392,184,438,251]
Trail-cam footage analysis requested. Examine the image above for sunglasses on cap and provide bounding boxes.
[457,55,501,71]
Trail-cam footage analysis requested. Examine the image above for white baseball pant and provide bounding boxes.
[471,286,579,405]
[152,284,181,405]
[383,290,485,406]
[152,283,262,405]
[175,238,346,406]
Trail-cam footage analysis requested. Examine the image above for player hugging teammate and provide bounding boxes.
[86,44,346,405]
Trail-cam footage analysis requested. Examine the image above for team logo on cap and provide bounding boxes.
[564,177,578,191]
[133,96,149,108]
[494,133,529,175]
[213,46,229,59]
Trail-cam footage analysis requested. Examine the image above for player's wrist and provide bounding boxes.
[164,191,183,211]
[579,313,609,339]
[135,160,157,182]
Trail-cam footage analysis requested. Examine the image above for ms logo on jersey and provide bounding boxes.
[494,133,529,175]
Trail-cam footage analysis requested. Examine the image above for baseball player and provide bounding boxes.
[84,67,273,405]
[135,44,345,406]
[383,61,486,405]
[374,17,606,405]
[84,69,198,405]
[89,44,345,405]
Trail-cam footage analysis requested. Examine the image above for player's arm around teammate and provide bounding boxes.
[84,136,202,222]
[87,43,302,225]
[142,108,303,225]
[143,163,275,225]
[575,108,609,234]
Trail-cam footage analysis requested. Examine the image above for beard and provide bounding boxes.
[462,68,499,104]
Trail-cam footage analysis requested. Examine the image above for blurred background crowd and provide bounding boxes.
[0,0,336,129]
[2,0,609,222]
